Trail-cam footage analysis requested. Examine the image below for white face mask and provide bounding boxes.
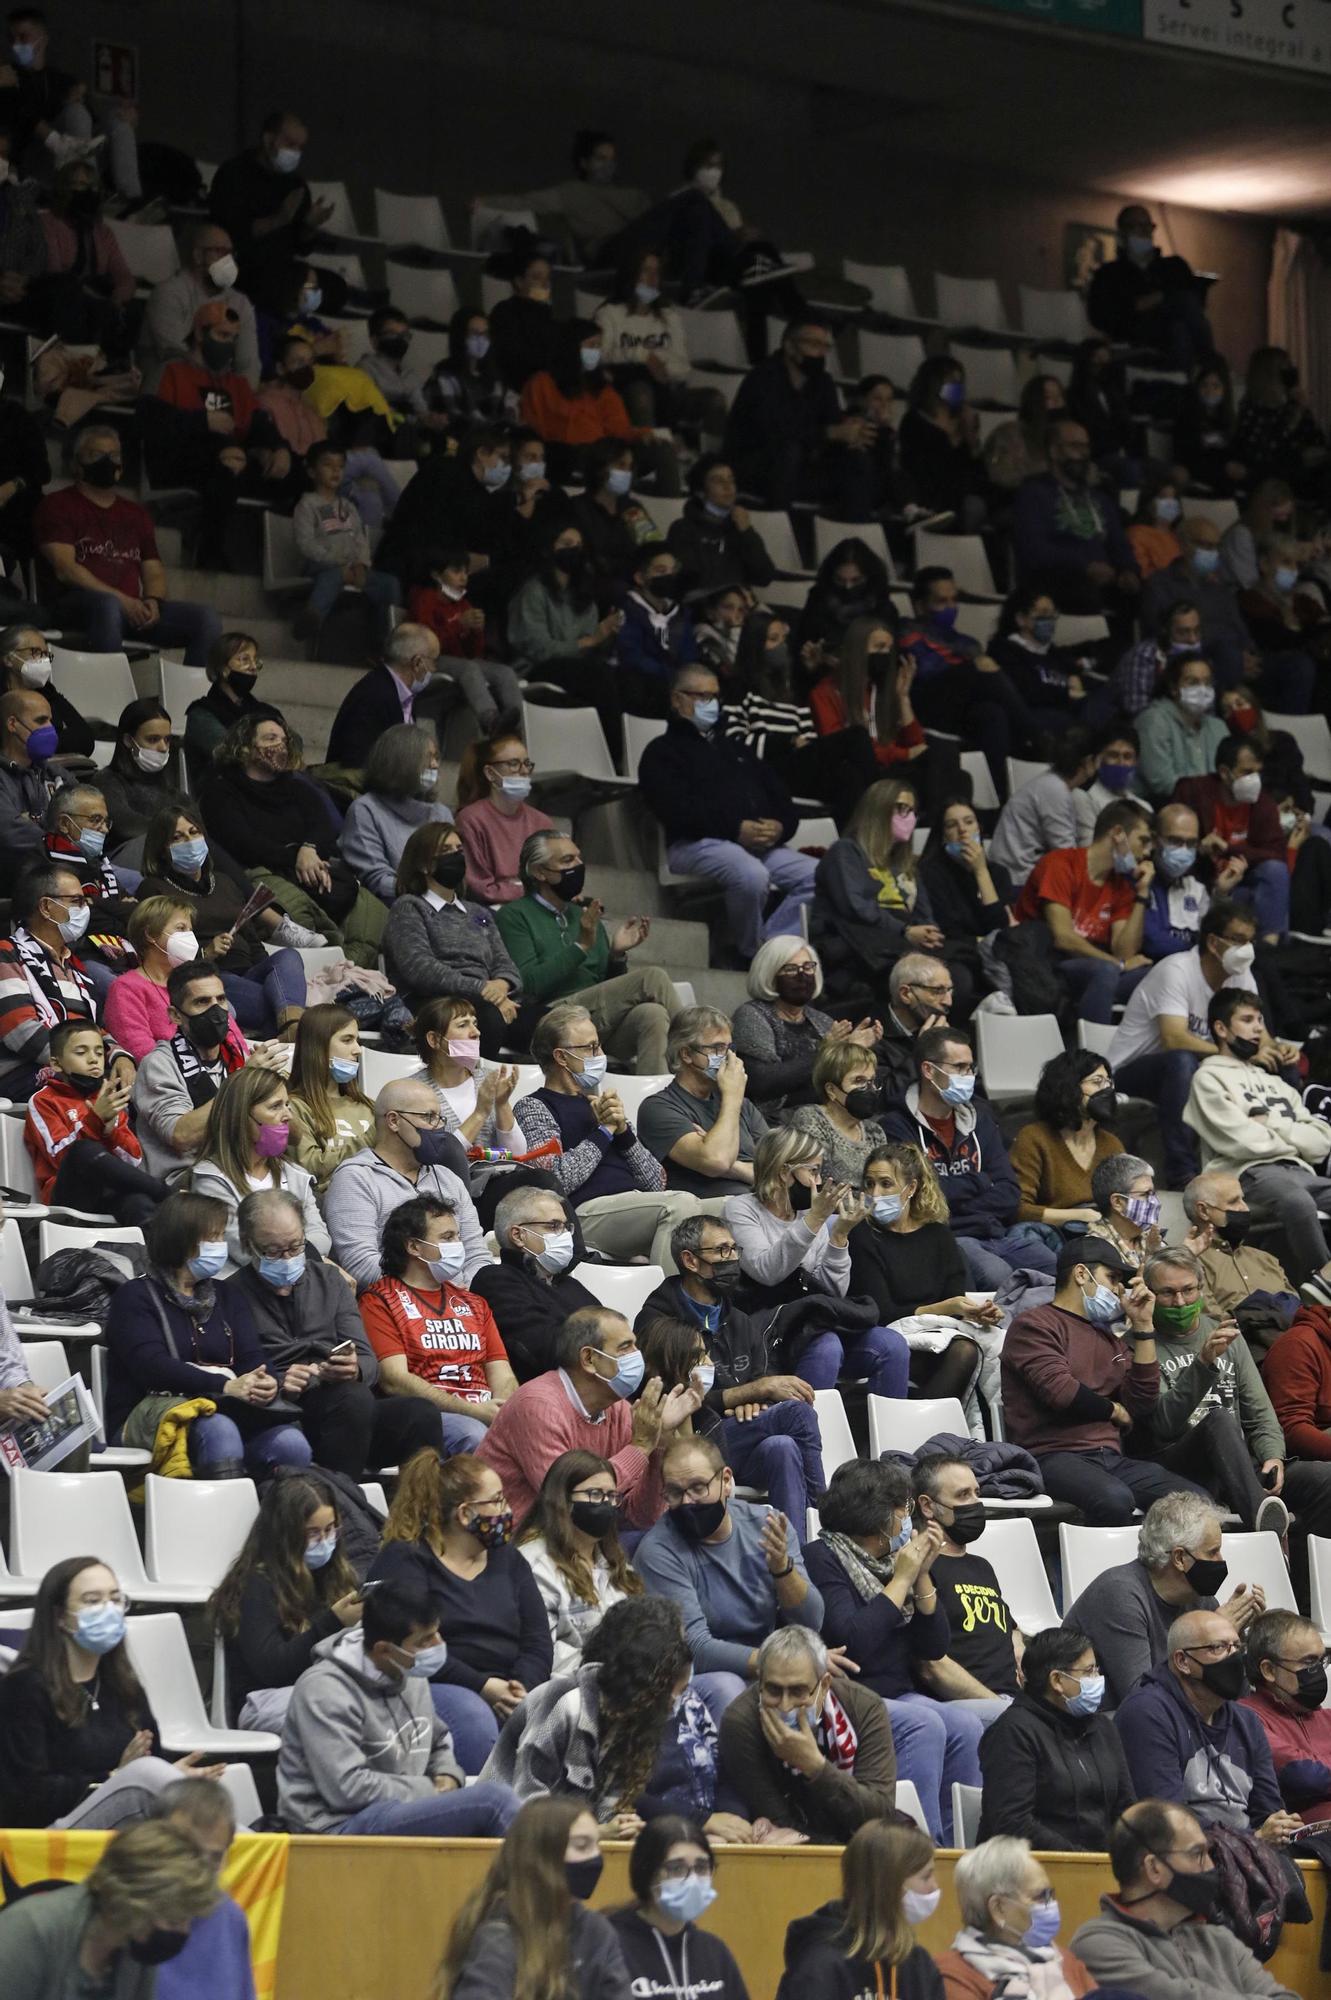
[18,653,51,688]
[208,252,239,290]
[131,741,170,774]
[1221,941,1255,977]
[1230,771,1262,805]
[165,930,200,966]
[695,165,723,193]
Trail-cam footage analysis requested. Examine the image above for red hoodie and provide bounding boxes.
[1263,1305,1331,1460]
[24,1074,142,1204]
[1240,1684,1331,1823]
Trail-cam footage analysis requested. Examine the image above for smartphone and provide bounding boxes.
[330,1340,356,1358]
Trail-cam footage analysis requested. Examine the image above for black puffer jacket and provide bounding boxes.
[978,1688,1135,1850]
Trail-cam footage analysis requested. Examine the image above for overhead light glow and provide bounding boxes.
[1107,160,1331,212]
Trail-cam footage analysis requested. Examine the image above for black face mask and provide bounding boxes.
[1192,1649,1248,1701]
[200,336,234,371]
[129,1930,191,1966]
[1282,365,1300,389]
[1287,1662,1330,1711]
[943,1502,986,1545]
[184,1002,231,1049]
[648,577,679,606]
[568,1497,618,1539]
[702,1259,742,1296]
[1228,1034,1262,1063]
[1182,1553,1228,1600]
[797,352,827,378]
[549,862,585,901]
[552,549,584,577]
[843,1084,882,1120]
[789,1177,814,1213]
[285,364,315,391]
[1158,1863,1221,1918]
[1217,1208,1252,1247]
[377,335,409,360]
[1087,1088,1118,1124]
[775,968,816,1003]
[432,852,467,890]
[673,1497,727,1541]
[566,1854,605,1902]
[82,455,119,489]
[226,671,258,699]
[65,1071,102,1097]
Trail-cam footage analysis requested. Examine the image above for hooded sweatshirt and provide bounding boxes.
[977,1689,1134,1851]
[1182,1054,1331,1177]
[608,1906,751,2000]
[277,1624,462,1832]
[1239,1683,1331,1822]
[1071,1894,1300,2000]
[775,1906,945,2000]
[1263,1304,1331,1460]
[1113,1660,1282,1831]
[880,1084,1021,1239]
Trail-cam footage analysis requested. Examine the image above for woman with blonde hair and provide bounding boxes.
[368,1450,552,1772]
[434,1796,630,2000]
[103,894,212,1062]
[725,1124,866,1302]
[731,934,880,1116]
[776,1818,946,2000]
[454,728,553,905]
[850,1142,1000,1403]
[286,1002,375,1193]
[189,1064,331,1269]
[813,775,961,1009]
[787,1036,888,1186]
[517,1448,641,1676]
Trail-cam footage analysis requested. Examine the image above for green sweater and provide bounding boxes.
[495,893,612,1003]
[1153,1314,1285,1464]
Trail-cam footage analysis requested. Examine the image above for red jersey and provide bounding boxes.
[359,1275,507,1400]
[1014,846,1135,948]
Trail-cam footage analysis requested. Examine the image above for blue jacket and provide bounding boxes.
[1114,1659,1282,1831]
[615,592,697,680]
[880,1084,1020,1239]
[1142,872,1208,961]
[639,712,798,846]
[1012,473,1135,584]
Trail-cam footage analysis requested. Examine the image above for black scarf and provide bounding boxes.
[168,1025,243,1108]
[11,925,94,1028]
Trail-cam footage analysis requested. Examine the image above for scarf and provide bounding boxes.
[675,1686,719,1816]
[947,1927,1067,2000]
[820,1528,897,1604]
[815,1686,859,1773]
[1053,485,1106,543]
[169,1026,244,1108]
[11,925,94,1027]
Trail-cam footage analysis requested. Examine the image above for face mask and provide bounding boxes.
[797,352,827,380]
[491,772,530,804]
[843,1084,882,1119]
[691,697,720,731]
[1154,496,1182,524]
[630,279,664,307]
[888,1518,912,1554]
[66,1073,102,1099]
[132,741,171,773]
[1098,763,1138,794]
[658,1875,718,1924]
[82,455,119,489]
[527,284,552,305]
[258,1252,305,1288]
[595,1346,645,1399]
[1184,1553,1228,1598]
[1229,702,1259,735]
[775,967,817,1002]
[130,1931,191,1967]
[890,808,917,843]
[1064,1671,1106,1716]
[702,1259,742,1296]
[1290,1662,1329,1710]
[944,842,967,861]
[482,460,511,490]
[1087,1088,1118,1124]
[407,1640,449,1679]
[1126,233,1155,260]
[75,827,105,862]
[1220,942,1255,977]
[1228,1033,1262,1063]
[1230,771,1262,805]
[579,347,603,372]
[871,1193,903,1225]
[903,1888,942,1925]
[185,1002,230,1049]
[409,1126,456,1169]
[1195,1649,1248,1701]
[207,250,239,289]
[418,770,442,798]
[285,363,316,392]
[24,721,58,762]
[518,457,545,482]
[326,1055,360,1088]
[673,1497,727,1541]
[1280,809,1299,836]
[930,1066,975,1107]
[1125,1193,1161,1229]
[10,40,33,65]
[694,1361,716,1393]
[273,145,302,173]
[694,164,724,193]
[1200,389,1225,410]
[256,1121,290,1159]
[55,901,90,945]
[465,1507,513,1550]
[189,1239,229,1281]
[1023,1901,1062,1952]
[165,930,200,966]
[432,852,467,891]
[465,332,491,361]
[530,1228,574,1274]
[553,547,584,579]
[437,583,467,605]
[200,335,234,371]
[1192,547,1221,577]
[648,575,679,606]
[1154,1298,1204,1333]
[940,380,966,410]
[943,1501,986,1545]
[1081,1282,1122,1325]
[423,1240,467,1288]
[568,1051,608,1094]
[566,1855,605,1902]
[790,1176,814,1213]
[1031,615,1058,646]
[299,285,322,314]
[1111,846,1139,877]
[18,653,51,688]
[377,335,409,361]
[568,1497,618,1539]
[1161,1864,1222,1918]
[73,1602,126,1654]
[607,466,634,497]
[932,604,959,631]
[1217,1208,1251,1247]
[170,837,208,872]
[1276,565,1299,593]
[1158,844,1196,879]
[304,1532,337,1570]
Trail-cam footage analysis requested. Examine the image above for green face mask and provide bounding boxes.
[1153,1299,1204,1334]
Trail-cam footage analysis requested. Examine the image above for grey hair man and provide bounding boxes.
[467,1184,600,1382]
[1181,1169,1321,1323]
[321,1078,484,1289]
[494,829,673,1072]
[512,1003,699,1270]
[1064,1488,1265,1707]
[636,1006,769,1201]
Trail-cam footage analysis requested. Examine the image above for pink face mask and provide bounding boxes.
[256,1121,290,1160]
[891,808,917,842]
[447,1037,481,1070]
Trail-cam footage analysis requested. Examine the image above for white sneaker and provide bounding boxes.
[975,991,1017,1016]
[44,131,105,164]
[271,916,327,948]
[1255,1493,1291,1540]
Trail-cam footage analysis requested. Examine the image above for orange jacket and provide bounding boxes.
[935,1946,1096,2000]
[519,372,641,447]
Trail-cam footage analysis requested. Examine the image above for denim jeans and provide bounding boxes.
[796,1326,911,1401]
[665,837,816,960]
[956,1227,1057,1289]
[56,588,222,666]
[440,1412,489,1453]
[428,1684,501,1775]
[722,1399,826,1527]
[335,1781,518,1836]
[188,1413,310,1474]
[306,564,400,637]
[220,947,306,1036]
[1116,1048,1200,1187]
[1233,858,1290,939]
[885,1693,984,1843]
[1057,955,1153,1025]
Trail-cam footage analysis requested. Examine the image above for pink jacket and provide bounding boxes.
[476,1369,663,1526]
[102,970,175,1062]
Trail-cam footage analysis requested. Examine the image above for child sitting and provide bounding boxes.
[291,440,401,641]
[24,1021,169,1223]
[407,544,523,734]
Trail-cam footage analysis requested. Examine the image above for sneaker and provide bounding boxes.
[1300,1270,1331,1309]
[1255,1493,1291,1540]
[271,916,327,948]
[974,991,1017,1016]
[44,131,104,164]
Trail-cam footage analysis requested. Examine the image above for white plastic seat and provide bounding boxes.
[813,516,894,578]
[623,711,667,778]
[677,308,747,372]
[471,201,537,252]
[360,1481,389,1515]
[479,272,507,314]
[262,511,309,596]
[970,1518,1059,1634]
[958,751,1000,814]
[124,1611,280,1754]
[1265,712,1331,787]
[1309,1535,1331,1631]
[811,1389,857,1486]
[642,496,687,538]
[50,645,138,732]
[1059,1522,1139,1608]
[521,701,617,783]
[2,1219,104,1344]
[490,1061,543,1101]
[0,1127,114,1227]
[934,272,1008,332]
[1018,286,1090,343]
[10,1469,211,1605]
[794,815,838,852]
[953,601,1000,648]
[952,1781,983,1849]
[221,1761,263,1829]
[894,1778,930,1832]
[856,329,926,386]
[38,1220,144,1263]
[608,1073,672,1126]
[951,343,1020,409]
[308,180,364,240]
[912,529,998,599]
[1006,755,1053,795]
[1056,613,1110,650]
[974,1012,1064,1105]
[360,1048,421,1099]
[1077,1020,1117,1059]
[386,259,460,326]
[759,578,813,612]
[159,659,208,720]
[747,511,811,578]
[867,1395,968,1459]
[1219,1530,1297,1613]
[105,219,179,286]
[262,942,344,980]
[144,1475,259,1590]
[87,1346,151,1471]
[309,250,366,290]
[843,262,926,322]
[568,1263,664,1326]
[18,1337,73,1390]
[375,189,450,253]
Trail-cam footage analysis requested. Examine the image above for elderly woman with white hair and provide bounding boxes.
[725,1126,866,1305]
[731,936,881,1115]
[937,1836,1095,2000]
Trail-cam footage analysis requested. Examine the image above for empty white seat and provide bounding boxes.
[360,1481,389,1515]
[1056,613,1110,650]
[677,308,747,372]
[856,329,926,386]
[974,1011,1064,1104]
[623,711,668,777]
[970,1518,1059,1634]
[105,219,179,286]
[124,1612,280,1755]
[757,577,812,612]
[38,1220,144,1263]
[606,1072,672,1125]
[912,529,998,598]
[867,1395,968,1459]
[521,701,618,783]
[951,343,1020,409]
[568,1263,664,1326]
[1219,1530,1297,1613]
[746,511,810,577]
[18,1338,71,1390]
[262,511,309,596]
[1077,1020,1117,1059]
[374,189,450,253]
[385,259,460,326]
[309,250,365,290]
[221,1761,264,1830]
[1,1219,104,1344]
[813,516,894,578]
[934,272,1008,332]
[10,1469,211,1605]
[641,496,687,538]
[894,1779,930,1832]
[1309,1534,1331,1631]
[360,1048,421,1099]
[952,1781,983,1849]
[159,659,209,720]
[953,600,1000,648]
[50,645,138,731]
[1265,712,1331,786]
[1059,1522,1139,1607]
[843,261,925,322]
[812,1389,857,1486]
[959,751,1000,815]
[144,1475,259,1590]
[1006,756,1053,795]
[1018,286,1090,343]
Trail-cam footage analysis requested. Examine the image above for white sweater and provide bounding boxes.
[723,1191,851,1295]
[518,1537,632,1679]
[1183,1054,1331,1176]
[594,301,691,382]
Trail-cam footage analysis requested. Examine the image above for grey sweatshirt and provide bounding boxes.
[723,1190,850,1296]
[382,892,523,1004]
[989,770,1081,886]
[277,1625,462,1833]
[1153,1319,1285,1465]
[337,794,453,904]
[1065,1558,1217,1710]
[634,1499,823,1678]
[292,491,371,569]
[1071,1898,1299,2000]
[322,1147,487,1290]
[0,1882,159,2000]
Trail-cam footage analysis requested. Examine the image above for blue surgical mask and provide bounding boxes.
[78,828,106,861]
[73,1603,126,1654]
[304,1533,337,1570]
[691,697,720,731]
[1031,615,1057,646]
[580,346,603,373]
[1127,234,1155,260]
[1192,548,1221,577]
[258,1252,306,1288]
[1081,1283,1121,1325]
[940,379,965,409]
[597,1346,645,1399]
[931,1067,975,1106]
[1024,1900,1062,1951]
[944,841,966,860]
[1111,846,1139,875]
[635,283,661,307]
[1154,496,1181,524]
[573,1052,609,1093]
[330,1056,359,1084]
[889,1518,912,1553]
[170,837,208,872]
[499,775,532,801]
[1158,844,1196,879]
[483,461,511,490]
[871,1193,903,1225]
[274,145,302,174]
[703,1049,728,1080]
[11,40,34,66]
[407,1640,449,1679]
[299,285,322,314]
[425,1241,467,1287]
[658,1874,717,1923]
[188,1240,228,1280]
[1065,1672,1106,1716]
[1276,565,1299,593]
[607,466,633,496]
[694,1361,716,1393]
[518,458,546,483]
[704,499,732,520]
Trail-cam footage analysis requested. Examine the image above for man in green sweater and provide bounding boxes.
[496,828,676,1073]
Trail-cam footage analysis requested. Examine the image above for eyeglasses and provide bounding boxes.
[73,1589,130,1611]
[255,1240,303,1259]
[761,1680,819,1705]
[663,1470,723,1507]
[932,1059,975,1076]
[571,1488,620,1507]
[520,1217,569,1236]
[693,1043,732,1058]
[490,756,535,774]
[658,1859,714,1882]
[397,1109,444,1131]
[1185,1640,1240,1662]
[1275,1652,1328,1671]
[69,811,110,830]
[1154,1843,1210,1867]
[557,1041,603,1058]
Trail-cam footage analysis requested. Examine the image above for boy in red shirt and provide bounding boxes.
[1013,799,1154,1023]
[407,544,523,733]
[360,1193,518,1454]
[24,1019,167,1222]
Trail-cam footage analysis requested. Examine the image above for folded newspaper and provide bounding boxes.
[0,1374,99,1473]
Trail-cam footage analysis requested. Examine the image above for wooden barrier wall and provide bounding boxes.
[273,1841,1329,2000]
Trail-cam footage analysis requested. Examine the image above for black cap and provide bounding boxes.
[1056,1233,1136,1284]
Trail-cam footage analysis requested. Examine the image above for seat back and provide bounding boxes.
[50,646,138,732]
[360,1048,420,1099]
[1018,286,1089,343]
[747,511,808,577]
[1220,1530,1297,1612]
[262,510,307,593]
[385,259,460,326]
[1058,1522,1138,1608]
[856,329,926,386]
[934,272,1007,331]
[1077,1020,1117,1058]
[811,1389,857,1485]
[1310,1535,1331,1631]
[894,1779,930,1832]
[0,1120,38,1203]
[1265,711,1331,787]
[953,600,1001,648]
[309,250,366,290]
[37,1221,144,1263]
[19,1338,71,1390]
[105,219,180,286]
[867,1395,967,1459]
[970,1518,1059,1634]
[1182,496,1241,533]
[912,529,997,598]
[623,712,667,778]
[374,189,449,253]
[641,496,687,538]
[608,1073,673,1126]
[842,261,920,320]
[959,751,999,814]
[144,1475,259,1588]
[974,1011,1064,1102]
[1056,614,1109,650]
[1006,756,1052,796]
[677,308,747,372]
[122,1612,209,1732]
[950,343,1020,409]
[307,181,360,238]
[0,1218,35,1302]
[813,517,893,577]
[159,660,209,720]
[11,1467,151,1586]
[521,701,617,782]
[952,1782,983,1849]
[568,1263,665,1325]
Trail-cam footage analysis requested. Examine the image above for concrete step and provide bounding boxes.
[167,566,272,618]
[621,915,711,969]
[582,863,667,918]
[685,968,750,1013]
